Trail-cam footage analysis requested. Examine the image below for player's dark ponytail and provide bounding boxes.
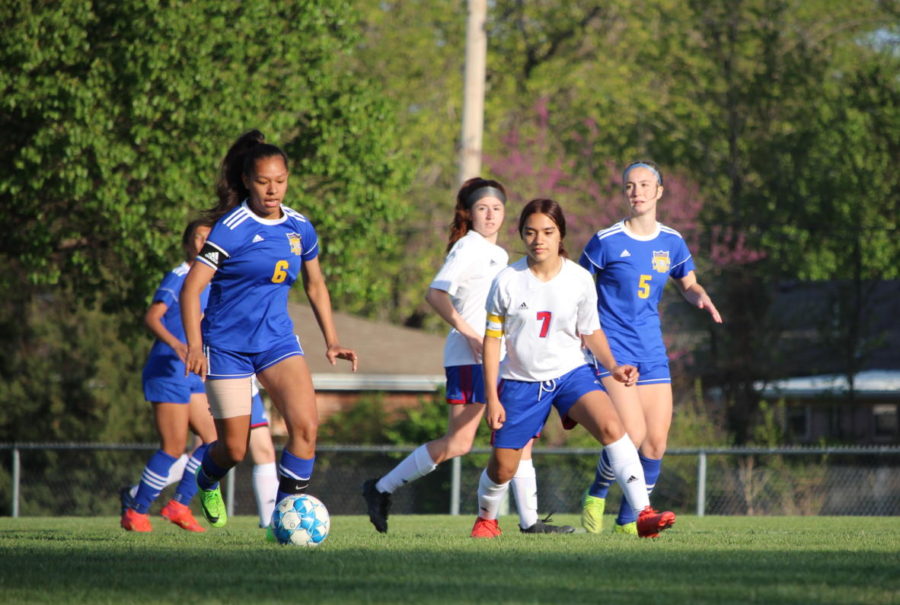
[206,130,289,223]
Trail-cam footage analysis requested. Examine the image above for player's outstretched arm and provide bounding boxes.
[301,257,358,372]
[676,271,723,324]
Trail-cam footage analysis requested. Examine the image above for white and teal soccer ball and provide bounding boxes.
[271,494,330,547]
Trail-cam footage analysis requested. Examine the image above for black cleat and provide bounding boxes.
[520,514,575,534]
[362,479,391,533]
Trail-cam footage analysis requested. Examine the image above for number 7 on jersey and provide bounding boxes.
[536,311,552,338]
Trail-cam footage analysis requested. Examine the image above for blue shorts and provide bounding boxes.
[592,357,671,387]
[251,392,269,428]
[445,364,486,405]
[142,352,205,404]
[205,336,304,379]
[493,365,602,449]
[142,373,205,404]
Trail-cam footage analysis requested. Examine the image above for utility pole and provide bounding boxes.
[457,0,487,184]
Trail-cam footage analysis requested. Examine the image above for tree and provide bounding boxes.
[0,0,414,441]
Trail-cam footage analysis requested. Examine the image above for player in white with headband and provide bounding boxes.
[363,178,572,534]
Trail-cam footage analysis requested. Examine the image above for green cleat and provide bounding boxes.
[196,484,227,528]
[581,493,606,534]
[265,525,277,543]
[614,521,638,535]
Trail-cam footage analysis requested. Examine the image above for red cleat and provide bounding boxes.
[121,508,152,532]
[637,506,676,538]
[161,500,206,533]
[471,517,502,538]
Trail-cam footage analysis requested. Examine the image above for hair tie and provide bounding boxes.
[464,186,506,209]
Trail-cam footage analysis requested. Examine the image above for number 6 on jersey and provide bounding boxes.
[272,260,289,283]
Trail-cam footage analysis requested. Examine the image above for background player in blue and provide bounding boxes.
[181,130,358,529]
[361,178,569,534]
[121,218,217,533]
[581,161,722,534]
[473,198,676,539]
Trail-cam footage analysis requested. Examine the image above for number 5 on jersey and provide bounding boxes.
[637,274,651,299]
[272,260,289,283]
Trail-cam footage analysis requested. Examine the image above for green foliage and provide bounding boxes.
[0,285,152,442]
[1,0,896,446]
[0,1,414,441]
[317,395,393,444]
[0,0,413,310]
[669,380,730,449]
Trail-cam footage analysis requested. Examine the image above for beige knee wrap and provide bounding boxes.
[206,377,253,419]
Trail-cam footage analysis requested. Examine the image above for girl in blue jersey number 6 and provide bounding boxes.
[181,130,358,528]
[473,198,675,539]
[581,162,722,534]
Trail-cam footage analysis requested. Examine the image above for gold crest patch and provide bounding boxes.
[286,233,302,256]
[651,250,671,273]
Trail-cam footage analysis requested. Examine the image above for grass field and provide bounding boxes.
[1,514,898,604]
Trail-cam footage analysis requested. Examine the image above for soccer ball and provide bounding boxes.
[271,494,330,547]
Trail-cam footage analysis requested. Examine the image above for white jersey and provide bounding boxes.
[430,230,508,367]
[485,257,600,382]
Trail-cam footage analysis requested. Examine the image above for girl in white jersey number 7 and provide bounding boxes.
[472,198,676,539]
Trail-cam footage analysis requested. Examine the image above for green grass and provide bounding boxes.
[1,515,898,604]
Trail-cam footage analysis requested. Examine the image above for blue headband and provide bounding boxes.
[464,186,507,209]
[623,162,662,185]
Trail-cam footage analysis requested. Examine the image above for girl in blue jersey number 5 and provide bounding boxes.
[581,162,722,534]
[181,130,358,528]
[473,198,675,539]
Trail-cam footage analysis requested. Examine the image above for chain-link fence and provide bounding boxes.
[1,443,898,517]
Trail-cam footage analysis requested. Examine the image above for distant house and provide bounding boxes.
[751,280,900,444]
[262,303,445,436]
[757,370,900,444]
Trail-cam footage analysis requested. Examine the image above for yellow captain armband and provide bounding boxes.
[485,313,504,338]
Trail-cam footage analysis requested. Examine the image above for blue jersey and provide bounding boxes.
[197,201,319,353]
[579,221,694,362]
[144,262,211,376]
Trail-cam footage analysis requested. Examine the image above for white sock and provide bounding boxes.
[476,468,510,521]
[604,434,650,516]
[376,444,437,494]
[128,453,189,499]
[253,462,279,527]
[511,458,538,529]
[165,454,189,487]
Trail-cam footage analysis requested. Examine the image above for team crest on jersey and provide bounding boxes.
[286,233,302,256]
[651,250,671,273]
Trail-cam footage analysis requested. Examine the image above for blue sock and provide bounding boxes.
[133,450,177,514]
[588,449,615,498]
[173,444,209,504]
[617,454,662,525]
[196,442,230,490]
[276,449,315,504]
